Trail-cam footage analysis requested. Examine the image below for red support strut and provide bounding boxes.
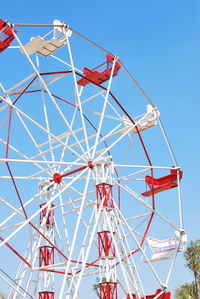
[98,231,116,259]
[99,282,118,299]
[96,182,117,298]
[38,291,55,299]
[40,203,55,227]
[96,183,114,211]
[39,246,54,267]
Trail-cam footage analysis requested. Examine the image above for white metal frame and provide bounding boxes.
[0,20,186,299]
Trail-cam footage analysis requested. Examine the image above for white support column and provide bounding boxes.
[59,170,91,299]
[66,36,91,159]
[38,182,55,297]
[92,58,117,160]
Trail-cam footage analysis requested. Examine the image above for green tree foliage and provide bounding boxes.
[184,239,200,299]
[175,282,195,299]
[93,277,114,298]
[93,277,100,298]
[184,240,200,274]
[93,277,106,298]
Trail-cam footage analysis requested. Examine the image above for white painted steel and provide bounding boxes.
[0,20,185,299]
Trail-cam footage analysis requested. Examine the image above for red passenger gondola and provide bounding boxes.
[77,54,121,86]
[0,19,17,53]
[142,168,183,197]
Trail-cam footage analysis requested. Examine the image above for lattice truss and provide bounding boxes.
[0,19,187,299]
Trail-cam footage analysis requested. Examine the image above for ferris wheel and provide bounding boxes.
[0,19,187,299]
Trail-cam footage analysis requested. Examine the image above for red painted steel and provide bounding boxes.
[53,165,88,183]
[0,236,31,268]
[40,203,55,227]
[87,160,94,169]
[98,231,116,259]
[145,169,183,186]
[5,108,12,158]
[7,71,148,214]
[142,183,178,197]
[99,282,118,299]
[53,173,62,184]
[126,295,137,299]
[96,183,113,210]
[0,19,17,53]
[105,88,156,252]
[126,289,171,299]
[13,76,37,105]
[5,69,155,273]
[142,169,183,197]
[6,162,100,270]
[38,291,55,299]
[97,182,117,297]
[77,55,121,86]
[39,246,54,267]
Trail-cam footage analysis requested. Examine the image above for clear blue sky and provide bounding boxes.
[0,0,199,296]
